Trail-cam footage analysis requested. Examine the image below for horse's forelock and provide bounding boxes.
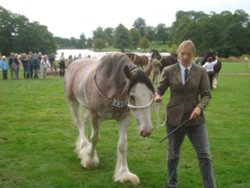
[128,70,154,94]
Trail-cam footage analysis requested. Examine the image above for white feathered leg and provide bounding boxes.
[78,113,99,169]
[114,118,140,185]
[75,110,90,158]
[70,101,99,169]
[213,76,218,89]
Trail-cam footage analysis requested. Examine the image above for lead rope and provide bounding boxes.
[154,101,165,128]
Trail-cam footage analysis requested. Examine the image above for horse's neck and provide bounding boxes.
[158,55,163,62]
[95,68,128,101]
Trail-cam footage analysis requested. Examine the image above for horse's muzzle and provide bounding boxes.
[139,128,152,137]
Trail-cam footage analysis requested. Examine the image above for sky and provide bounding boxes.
[1,0,250,39]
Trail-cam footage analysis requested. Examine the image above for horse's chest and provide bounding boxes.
[96,106,129,121]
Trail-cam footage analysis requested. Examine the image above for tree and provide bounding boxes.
[155,24,168,44]
[114,24,131,52]
[92,38,107,51]
[0,6,56,55]
[139,37,150,50]
[133,17,146,37]
[78,33,87,49]
[104,27,114,47]
[0,7,17,55]
[129,28,141,49]
[144,26,155,42]
[169,10,250,57]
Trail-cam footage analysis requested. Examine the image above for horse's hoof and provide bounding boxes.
[114,172,140,185]
[80,157,99,169]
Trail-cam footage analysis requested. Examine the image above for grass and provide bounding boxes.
[0,62,250,188]
[220,61,250,74]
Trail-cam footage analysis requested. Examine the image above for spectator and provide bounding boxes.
[59,52,65,76]
[202,56,218,90]
[40,55,50,79]
[0,56,8,80]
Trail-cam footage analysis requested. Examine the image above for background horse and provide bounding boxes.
[125,52,152,76]
[125,53,148,68]
[201,50,222,88]
[64,53,155,185]
[150,49,177,72]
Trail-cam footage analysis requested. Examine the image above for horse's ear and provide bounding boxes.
[124,65,132,79]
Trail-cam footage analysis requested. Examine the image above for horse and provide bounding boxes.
[201,50,222,88]
[125,53,148,68]
[125,53,152,76]
[150,49,178,72]
[151,58,161,84]
[64,53,155,185]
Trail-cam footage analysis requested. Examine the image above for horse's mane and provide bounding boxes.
[97,53,154,95]
[97,53,136,91]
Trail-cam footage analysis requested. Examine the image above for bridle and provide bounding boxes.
[93,67,154,109]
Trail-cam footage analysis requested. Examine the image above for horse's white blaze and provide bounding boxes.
[129,83,153,137]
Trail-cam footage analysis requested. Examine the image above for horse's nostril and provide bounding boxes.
[140,130,152,137]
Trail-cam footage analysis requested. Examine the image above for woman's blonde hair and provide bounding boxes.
[177,40,196,56]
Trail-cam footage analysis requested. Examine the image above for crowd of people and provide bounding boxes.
[0,51,81,80]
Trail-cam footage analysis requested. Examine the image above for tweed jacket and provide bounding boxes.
[156,63,211,126]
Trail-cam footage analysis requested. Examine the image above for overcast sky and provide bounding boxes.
[1,0,250,38]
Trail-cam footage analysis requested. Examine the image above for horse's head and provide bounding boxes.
[150,49,161,60]
[124,66,154,137]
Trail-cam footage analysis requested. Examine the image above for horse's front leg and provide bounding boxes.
[79,113,99,169]
[114,117,140,185]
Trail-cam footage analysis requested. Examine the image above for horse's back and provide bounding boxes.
[64,59,98,102]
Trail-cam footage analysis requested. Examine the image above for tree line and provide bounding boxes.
[1,6,249,57]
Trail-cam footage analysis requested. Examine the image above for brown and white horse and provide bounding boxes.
[64,53,155,185]
[150,49,177,72]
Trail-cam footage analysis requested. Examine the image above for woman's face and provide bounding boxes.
[178,46,194,67]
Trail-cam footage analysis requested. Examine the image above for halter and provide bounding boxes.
[131,54,137,63]
[93,67,153,109]
[127,95,154,109]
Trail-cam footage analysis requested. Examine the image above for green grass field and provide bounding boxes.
[0,62,250,188]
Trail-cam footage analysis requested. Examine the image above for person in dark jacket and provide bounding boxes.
[155,40,216,188]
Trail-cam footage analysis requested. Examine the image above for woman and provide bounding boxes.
[202,56,218,90]
[155,40,216,188]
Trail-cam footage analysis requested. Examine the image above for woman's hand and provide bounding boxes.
[190,106,201,120]
[154,92,162,103]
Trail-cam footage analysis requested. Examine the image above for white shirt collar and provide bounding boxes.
[179,63,192,85]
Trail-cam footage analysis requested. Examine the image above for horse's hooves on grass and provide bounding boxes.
[80,156,99,169]
[114,172,140,185]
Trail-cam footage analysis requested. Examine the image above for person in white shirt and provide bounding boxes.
[202,56,218,90]
[40,55,50,79]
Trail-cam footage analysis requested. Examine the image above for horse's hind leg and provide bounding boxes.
[114,118,140,185]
